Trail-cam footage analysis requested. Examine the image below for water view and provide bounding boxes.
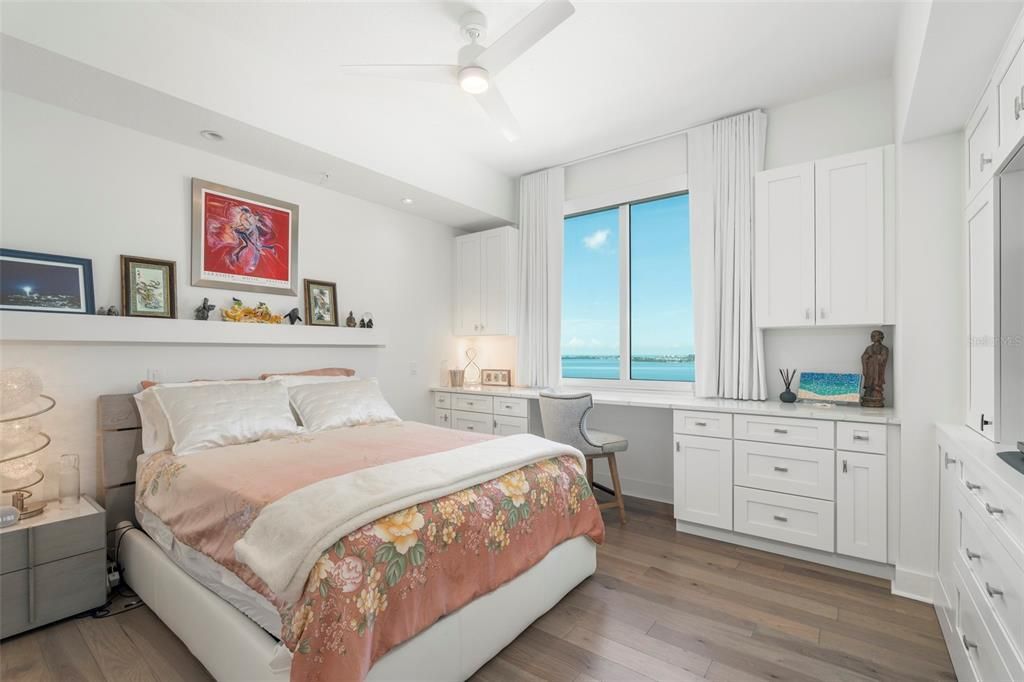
[562,355,695,382]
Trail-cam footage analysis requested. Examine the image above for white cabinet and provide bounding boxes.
[453,226,518,336]
[432,391,533,436]
[997,40,1024,162]
[673,435,733,530]
[965,184,1000,441]
[966,91,999,201]
[755,146,890,328]
[836,451,887,563]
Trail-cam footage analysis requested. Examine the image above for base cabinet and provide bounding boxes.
[835,451,887,563]
[673,435,733,530]
[431,391,530,436]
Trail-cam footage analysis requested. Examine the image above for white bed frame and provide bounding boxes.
[98,394,597,681]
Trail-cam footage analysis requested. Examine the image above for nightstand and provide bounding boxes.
[0,496,106,638]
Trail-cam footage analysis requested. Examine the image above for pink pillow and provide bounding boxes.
[139,377,254,390]
[258,368,355,380]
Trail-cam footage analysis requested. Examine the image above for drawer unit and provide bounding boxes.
[733,414,834,449]
[961,455,1024,553]
[673,410,732,439]
[494,414,528,436]
[434,408,451,428]
[0,510,105,575]
[0,569,29,638]
[433,392,452,409]
[733,486,835,552]
[733,440,834,500]
[452,394,494,415]
[452,410,493,434]
[494,397,528,418]
[956,562,1017,682]
[836,422,886,455]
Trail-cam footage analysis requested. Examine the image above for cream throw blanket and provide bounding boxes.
[235,433,585,605]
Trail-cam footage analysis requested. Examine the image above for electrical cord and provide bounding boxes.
[83,525,145,618]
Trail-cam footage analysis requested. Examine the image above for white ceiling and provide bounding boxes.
[2,1,905,225]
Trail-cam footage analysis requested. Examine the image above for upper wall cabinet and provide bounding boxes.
[996,24,1024,165]
[965,90,998,201]
[755,146,893,329]
[454,226,518,336]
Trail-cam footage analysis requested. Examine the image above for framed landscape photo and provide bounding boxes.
[192,178,299,295]
[121,255,177,319]
[481,369,512,387]
[0,249,95,314]
[304,279,338,327]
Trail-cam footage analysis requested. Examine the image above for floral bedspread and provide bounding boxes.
[135,422,604,681]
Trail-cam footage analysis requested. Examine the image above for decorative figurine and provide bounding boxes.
[363,312,373,329]
[345,311,357,328]
[860,329,890,408]
[96,305,120,316]
[194,298,216,320]
[358,317,366,328]
[285,308,303,325]
[779,369,797,403]
[222,298,283,324]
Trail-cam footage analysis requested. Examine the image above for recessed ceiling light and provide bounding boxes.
[401,198,414,205]
[200,130,224,142]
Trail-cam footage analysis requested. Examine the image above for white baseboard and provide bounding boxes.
[891,566,935,604]
[592,474,672,505]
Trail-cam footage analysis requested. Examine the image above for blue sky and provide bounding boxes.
[561,193,693,357]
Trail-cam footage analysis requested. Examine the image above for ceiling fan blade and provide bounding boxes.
[338,64,459,85]
[473,86,521,142]
[477,0,575,75]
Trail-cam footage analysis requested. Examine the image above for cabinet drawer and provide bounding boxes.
[960,503,1024,657]
[673,410,732,439]
[433,392,452,409]
[34,549,107,626]
[734,441,834,501]
[733,487,835,552]
[493,415,528,436]
[961,456,1024,554]
[1,529,28,574]
[433,408,451,428]
[34,512,105,565]
[836,422,886,454]
[733,414,834,449]
[452,394,493,414]
[1,569,29,638]
[494,397,527,418]
[451,410,493,434]
[956,562,1017,682]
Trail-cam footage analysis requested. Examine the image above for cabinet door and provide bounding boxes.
[966,184,999,440]
[673,435,732,530]
[814,148,884,326]
[997,43,1024,160]
[936,443,962,622]
[480,228,515,336]
[454,234,481,336]
[434,408,452,428]
[754,163,816,327]
[966,90,998,200]
[836,451,887,562]
[493,415,528,436]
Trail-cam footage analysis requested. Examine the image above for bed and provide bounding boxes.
[97,390,602,681]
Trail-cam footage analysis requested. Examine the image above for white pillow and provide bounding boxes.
[153,381,299,456]
[287,379,400,433]
[264,374,359,388]
[134,379,262,455]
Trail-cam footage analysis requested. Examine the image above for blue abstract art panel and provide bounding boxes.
[797,372,862,404]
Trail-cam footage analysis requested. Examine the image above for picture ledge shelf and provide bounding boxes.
[0,311,386,347]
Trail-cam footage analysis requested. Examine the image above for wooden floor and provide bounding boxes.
[1,498,955,682]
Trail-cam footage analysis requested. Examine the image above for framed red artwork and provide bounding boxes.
[191,178,299,295]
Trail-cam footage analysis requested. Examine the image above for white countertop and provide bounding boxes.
[431,385,900,425]
[0,496,103,534]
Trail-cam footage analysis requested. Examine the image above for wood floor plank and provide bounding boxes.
[563,626,706,681]
[76,615,158,682]
[0,629,54,682]
[116,607,214,682]
[38,619,106,682]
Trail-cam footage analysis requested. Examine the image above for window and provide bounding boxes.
[561,193,693,385]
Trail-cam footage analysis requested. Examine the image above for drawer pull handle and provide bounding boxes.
[985,503,1004,516]
[985,583,1004,598]
[466,425,474,431]
[980,153,993,171]
[962,634,978,652]
[965,481,982,491]
[466,401,474,406]
[772,514,788,523]
[504,405,513,409]
[944,454,956,468]
[842,459,848,474]
[773,466,789,473]
[852,434,869,441]
[694,421,708,427]
[773,428,788,434]
[675,441,680,452]
[965,548,981,561]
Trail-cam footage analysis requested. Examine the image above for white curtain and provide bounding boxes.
[515,167,564,388]
[688,111,768,400]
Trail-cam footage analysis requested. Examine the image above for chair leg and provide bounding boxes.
[607,453,626,525]
[586,458,594,486]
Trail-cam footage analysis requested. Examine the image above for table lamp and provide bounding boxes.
[0,368,54,519]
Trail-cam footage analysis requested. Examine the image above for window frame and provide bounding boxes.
[559,177,693,392]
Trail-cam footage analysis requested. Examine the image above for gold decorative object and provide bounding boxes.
[222,298,283,324]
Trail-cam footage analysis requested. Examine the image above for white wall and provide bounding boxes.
[0,93,457,500]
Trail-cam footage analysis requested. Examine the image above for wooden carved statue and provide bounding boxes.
[861,329,890,408]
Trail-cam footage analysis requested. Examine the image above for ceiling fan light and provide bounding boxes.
[458,66,489,94]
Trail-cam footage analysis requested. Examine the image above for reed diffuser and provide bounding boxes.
[779,369,797,403]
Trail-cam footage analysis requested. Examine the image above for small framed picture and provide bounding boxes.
[121,255,177,319]
[482,369,512,387]
[0,249,95,314]
[304,279,338,327]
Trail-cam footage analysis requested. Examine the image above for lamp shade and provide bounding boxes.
[0,368,43,416]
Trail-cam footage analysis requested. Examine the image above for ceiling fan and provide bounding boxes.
[339,0,576,141]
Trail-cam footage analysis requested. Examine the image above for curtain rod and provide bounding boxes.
[550,107,764,172]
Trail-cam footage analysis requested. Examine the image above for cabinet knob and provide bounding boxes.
[980,414,992,431]
[944,454,956,468]
[962,634,978,652]
[980,153,993,171]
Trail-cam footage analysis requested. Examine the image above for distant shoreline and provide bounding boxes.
[562,354,694,364]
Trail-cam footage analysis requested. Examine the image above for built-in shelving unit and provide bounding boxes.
[0,311,386,347]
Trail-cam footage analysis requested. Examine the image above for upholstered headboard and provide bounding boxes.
[97,394,143,534]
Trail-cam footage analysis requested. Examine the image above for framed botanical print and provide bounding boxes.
[304,279,339,327]
[0,249,95,314]
[121,255,177,319]
[191,178,299,295]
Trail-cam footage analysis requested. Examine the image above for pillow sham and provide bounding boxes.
[153,381,299,456]
[287,379,400,433]
[265,374,359,388]
[258,368,355,381]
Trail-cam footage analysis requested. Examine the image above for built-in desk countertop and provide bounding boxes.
[430,385,900,425]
